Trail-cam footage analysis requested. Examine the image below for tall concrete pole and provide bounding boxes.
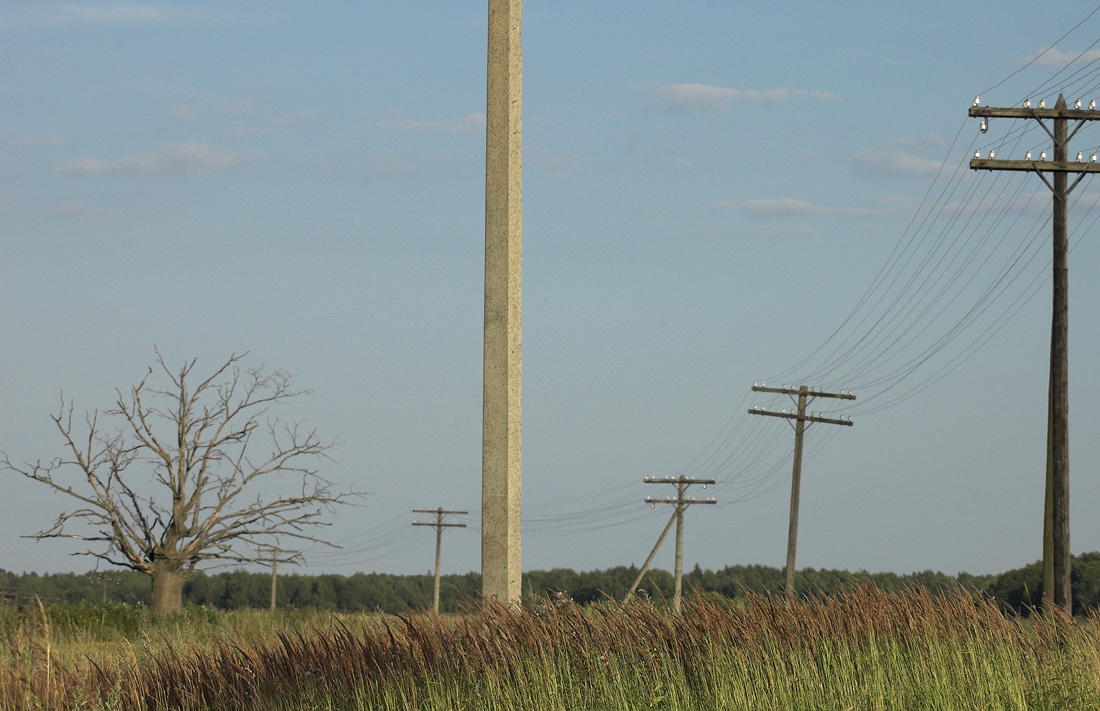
[482,0,523,606]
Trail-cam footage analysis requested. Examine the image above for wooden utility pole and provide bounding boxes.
[256,546,301,612]
[749,384,855,595]
[969,93,1100,613]
[270,553,278,612]
[482,0,523,607]
[412,507,468,613]
[627,476,715,613]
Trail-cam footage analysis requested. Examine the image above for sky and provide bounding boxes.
[4,1,1100,583]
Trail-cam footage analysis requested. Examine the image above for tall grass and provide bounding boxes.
[3,584,1098,710]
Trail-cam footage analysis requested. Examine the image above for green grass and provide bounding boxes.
[2,585,1098,710]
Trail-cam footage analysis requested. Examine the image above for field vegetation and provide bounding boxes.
[2,583,1099,710]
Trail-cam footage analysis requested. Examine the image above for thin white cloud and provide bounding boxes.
[168,95,315,138]
[363,113,485,136]
[1027,46,1100,69]
[714,198,885,219]
[852,149,945,177]
[645,83,840,112]
[0,3,220,28]
[850,134,949,178]
[49,202,132,219]
[614,203,662,213]
[58,142,256,177]
[677,223,821,240]
[13,134,69,148]
[528,147,592,185]
[169,95,254,121]
[302,146,430,176]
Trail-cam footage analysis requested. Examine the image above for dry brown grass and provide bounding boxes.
[2,584,1097,710]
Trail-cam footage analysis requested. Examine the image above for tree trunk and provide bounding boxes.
[150,566,186,614]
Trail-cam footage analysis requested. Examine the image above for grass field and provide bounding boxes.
[2,584,1098,710]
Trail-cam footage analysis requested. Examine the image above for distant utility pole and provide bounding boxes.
[256,546,301,612]
[413,507,468,613]
[969,93,1100,614]
[626,476,716,614]
[749,383,855,595]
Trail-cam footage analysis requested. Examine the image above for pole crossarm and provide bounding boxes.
[644,497,716,505]
[969,106,1100,120]
[748,408,853,427]
[751,384,856,400]
[643,476,716,485]
[412,508,469,528]
[253,545,302,567]
[970,159,1100,174]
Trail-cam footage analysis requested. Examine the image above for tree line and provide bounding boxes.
[3,552,1099,615]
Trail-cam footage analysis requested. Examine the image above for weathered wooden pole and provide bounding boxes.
[413,507,468,613]
[672,480,686,614]
[784,386,808,595]
[966,93,1100,613]
[269,552,278,612]
[749,384,855,596]
[1050,95,1071,613]
[481,0,523,606]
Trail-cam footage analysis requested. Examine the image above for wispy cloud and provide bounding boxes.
[643,83,840,112]
[49,201,135,219]
[168,95,315,138]
[614,203,662,213]
[58,142,257,177]
[711,198,886,219]
[852,150,945,177]
[852,135,949,178]
[301,146,432,177]
[168,95,253,121]
[528,147,592,185]
[1027,46,1100,69]
[676,223,822,240]
[13,134,69,148]
[362,113,485,136]
[0,3,220,29]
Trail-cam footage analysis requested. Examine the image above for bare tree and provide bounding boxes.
[2,351,359,613]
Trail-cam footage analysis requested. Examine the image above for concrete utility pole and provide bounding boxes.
[482,0,523,606]
[627,476,716,614]
[749,384,855,595]
[412,507,468,613]
[969,93,1100,613]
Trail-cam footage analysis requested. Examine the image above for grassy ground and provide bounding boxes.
[2,585,1098,710]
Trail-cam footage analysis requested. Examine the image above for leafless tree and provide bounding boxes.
[2,351,359,613]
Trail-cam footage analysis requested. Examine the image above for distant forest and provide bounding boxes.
[3,553,1100,616]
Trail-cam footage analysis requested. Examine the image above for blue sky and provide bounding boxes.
[4,1,1100,582]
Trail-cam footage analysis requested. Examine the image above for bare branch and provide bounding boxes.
[2,350,362,610]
